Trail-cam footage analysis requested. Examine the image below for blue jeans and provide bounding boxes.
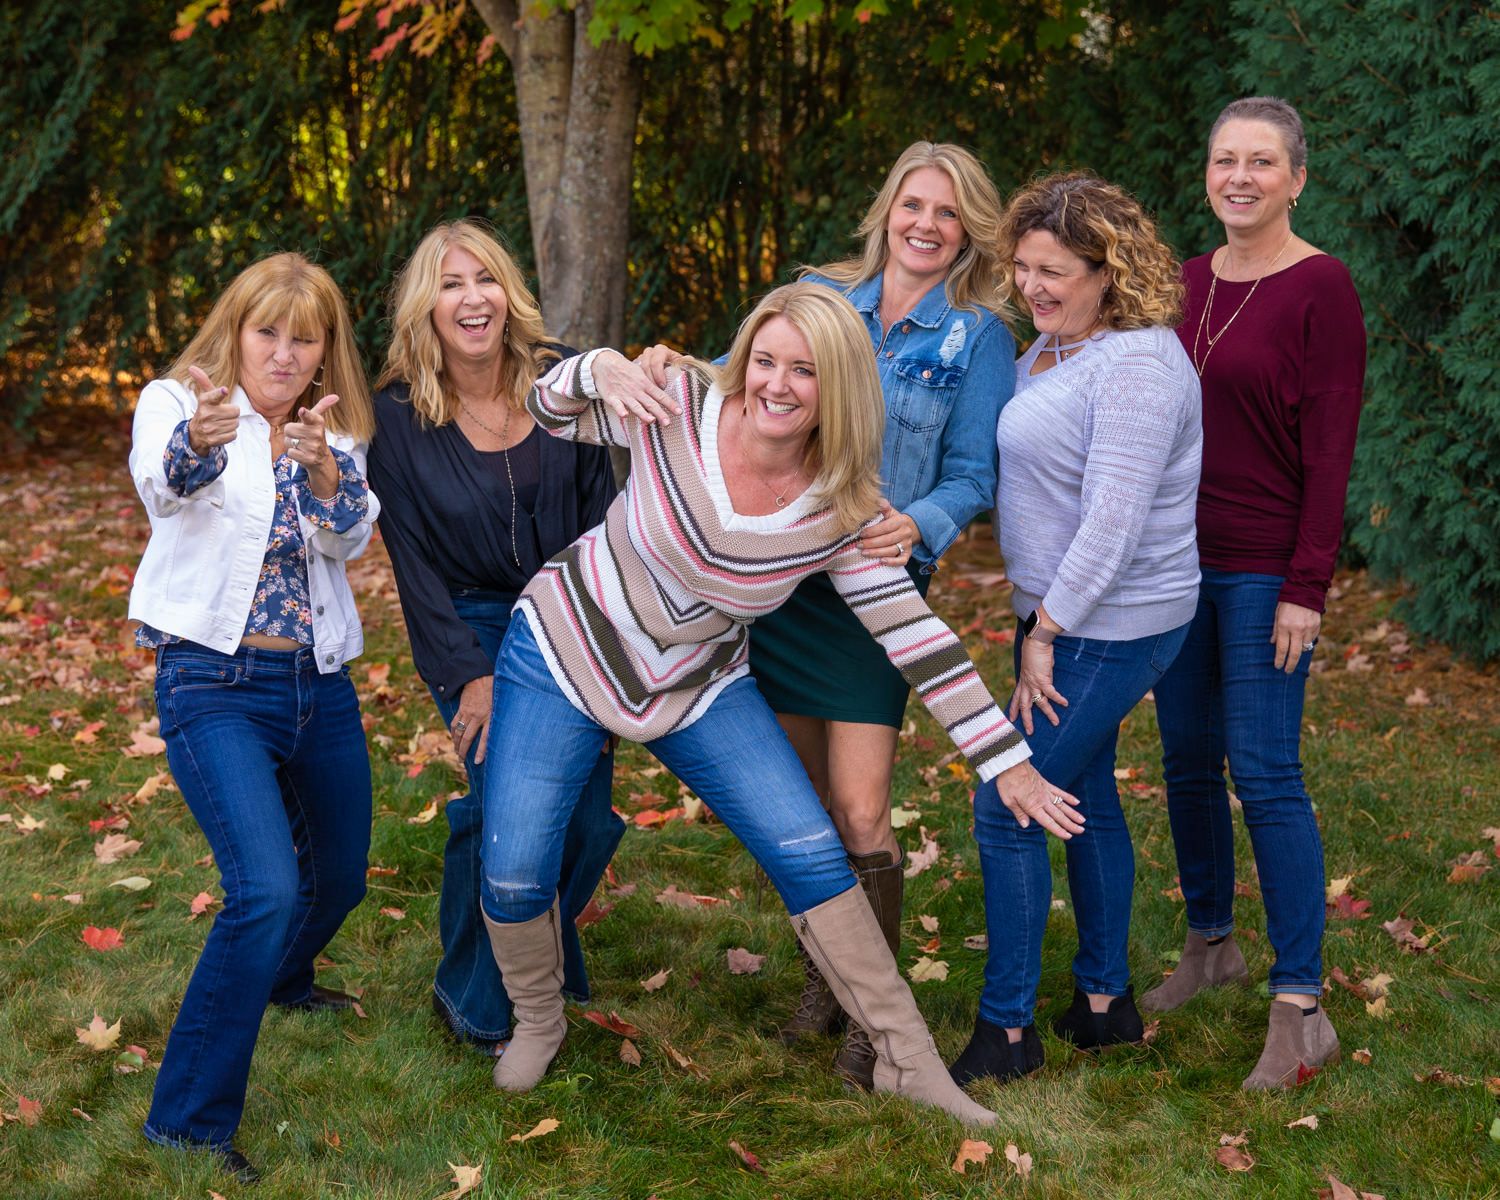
[972,623,1189,1027]
[144,642,371,1150]
[429,591,624,1042]
[481,613,857,924]
[1154,569,1324,995]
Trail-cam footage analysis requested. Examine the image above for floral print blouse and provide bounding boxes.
[136,419,369,648]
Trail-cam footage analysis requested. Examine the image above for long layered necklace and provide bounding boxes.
[458,396,524,569]
[1191,231,1295,377]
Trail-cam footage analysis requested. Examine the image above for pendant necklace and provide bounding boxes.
[737,406,802,508]
[1192,231,1295,377]
[459,396,524,569]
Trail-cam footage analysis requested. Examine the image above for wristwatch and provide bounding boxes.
[1021,609,1057,646]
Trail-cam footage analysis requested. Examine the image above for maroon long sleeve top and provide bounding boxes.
[1177,253,1366,612]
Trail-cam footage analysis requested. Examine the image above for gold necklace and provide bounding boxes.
[737,407,804,508]
[1192,232,1294,377]
[458,396,523,569]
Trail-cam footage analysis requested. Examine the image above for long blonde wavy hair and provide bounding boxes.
[806,141,1012,320]
[377,218,556,424]
[715,283,884,536]
[999,172,1184,330]
[167,253,373,441]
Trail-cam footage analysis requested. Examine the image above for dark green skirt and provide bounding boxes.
[749,566,932,728]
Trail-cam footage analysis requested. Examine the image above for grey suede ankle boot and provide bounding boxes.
[1242,1000,1340,1090]
[1140,932,1249,1013]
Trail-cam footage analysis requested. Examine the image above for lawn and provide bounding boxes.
[0,410,1496,1199]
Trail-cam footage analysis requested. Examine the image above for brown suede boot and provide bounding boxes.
[482,901,567,1092]
[793,886,996,1126]
[1140,932,1250,1012]
[833,849,904,1090]
[777,945,845,1046]
[1242,1000,1340,1090]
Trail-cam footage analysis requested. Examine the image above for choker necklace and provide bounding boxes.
[1192,231,1294,377]
[459,396,523,569]
[737,406,803,509]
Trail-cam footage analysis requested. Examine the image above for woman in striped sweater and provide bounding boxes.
[475,283,1080,1125]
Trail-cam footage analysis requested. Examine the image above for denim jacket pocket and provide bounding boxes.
[889,359,963,433]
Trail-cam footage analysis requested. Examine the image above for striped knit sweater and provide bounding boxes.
[515,351,1030,781]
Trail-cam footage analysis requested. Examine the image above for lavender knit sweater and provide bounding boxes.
[995,326,1202,640]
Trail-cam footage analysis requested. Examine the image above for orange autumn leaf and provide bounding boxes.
[81,925,124,951]
[952,1139,993,1174]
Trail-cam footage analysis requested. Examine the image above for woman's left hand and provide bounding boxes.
[285,394,341,499]
[858,499,921,566]
[1270,601,1321,673]
[1009,636,1069,736]
[633,343,683,388]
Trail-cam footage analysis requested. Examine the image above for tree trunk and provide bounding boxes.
[470,0,641,350]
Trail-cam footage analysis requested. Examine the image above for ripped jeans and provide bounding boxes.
[480,612,857,924]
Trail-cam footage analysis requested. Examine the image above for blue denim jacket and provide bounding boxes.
[807,272,1013,570]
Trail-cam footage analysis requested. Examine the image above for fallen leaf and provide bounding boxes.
[664,1043,708,1078]
[952,1138,993,1174]
[17,1095,41,1126]
[640,968,671,991]
[122,725,166,757]
[907,956,949,983]
[919,914,940,933]
[439,1162,482,1198]
[406,798,440,825]
[1218,1131,1249,1147]
[94,833,142,865]
[73,721,106,744]
[1446,852,1490,883]
[189,892,219,919]
[351,1001,368,1019]
[963,934,988,950]
[366,865,399,877]
[1352,1047,1372,1064]
[583,1010,641,1038]
[1325,875,1352,901]
[1215,1145,1255,1172]
[728,1140,766,1174]
[1296,1062,1321,1085]
[133,772,173,803]
[1286,1114,1319,1130]
[71,1107,92,1121]
[1365,996,1389,1019]
[379,906,405,920]
[509,1117,559,1143]
[1414,1067,1472,1087]
[575,898,614,928]
[61,893,83,905]
[619,1038,641,1066]
[15,813,46,834]
[889,805,921,829]
[1380,916,1431,954]
[1320,1173,1386,1200]
[654,884,723,909]
[1141,1018,1161,1044]
[75,1013,122,1052]
[1326,893,1371,921]
[1361,972,1394,999]
[114,1045,149,1073]
[726,948,765,975]
[904,828,941,878]
[46,762,68,781]
[1004,1142,1032,1180]
[108,876,151,892]
[81,925,124,951]
[1403,687,1430,706]
[365,662,392,688]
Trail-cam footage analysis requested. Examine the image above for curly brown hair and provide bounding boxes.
[999,172,1184,330]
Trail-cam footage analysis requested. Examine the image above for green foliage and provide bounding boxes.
[1226,0,1500,659]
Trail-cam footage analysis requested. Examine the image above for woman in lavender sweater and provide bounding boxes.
[950,174,1202,1087]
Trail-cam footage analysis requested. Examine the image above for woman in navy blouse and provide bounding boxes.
[368,219,623,1056]
[127,253,378,1183]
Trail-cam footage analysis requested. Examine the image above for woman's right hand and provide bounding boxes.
[992,760,1085,839]
[591,349,680,426]
[186,365,239,454]
[451,674,493,765]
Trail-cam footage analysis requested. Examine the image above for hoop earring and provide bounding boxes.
[1288,195,1299,211]
[312,367,325,390]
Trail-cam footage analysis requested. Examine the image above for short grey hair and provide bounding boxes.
[1208,96,1307,173]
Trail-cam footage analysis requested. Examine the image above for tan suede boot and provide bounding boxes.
[1242,1000,1340,1090]
[793,886,996,1126]
[1141,932,1250,1012]
[833,849,904,1090]
[482,901,567,1092]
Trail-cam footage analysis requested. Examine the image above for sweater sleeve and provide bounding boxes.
[367,404,492,697]
[827,544,1030,779]
[1282,272,1366,611]
[527,350,632,448]
[1041,354,1193,631]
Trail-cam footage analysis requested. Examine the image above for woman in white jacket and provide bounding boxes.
[127,253,378,1184]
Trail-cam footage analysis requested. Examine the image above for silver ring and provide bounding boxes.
[1050,794,1065,807]
[1302,641,1315,652]
[1030,695,1043,706]
[453,720,467,733]
[286,436,300,451]
[894,541,904,557]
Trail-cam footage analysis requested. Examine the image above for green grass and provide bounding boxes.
[1,433,1497,1199]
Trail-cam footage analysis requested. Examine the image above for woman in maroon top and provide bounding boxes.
[1147,97,1365,1090]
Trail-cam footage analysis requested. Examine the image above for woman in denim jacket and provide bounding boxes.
[750,141,1015,1088]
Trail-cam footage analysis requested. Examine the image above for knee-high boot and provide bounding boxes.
[482,900,567,1092]
[831,849,903,1089]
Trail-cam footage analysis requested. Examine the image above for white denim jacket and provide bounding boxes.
[127,377,380,672]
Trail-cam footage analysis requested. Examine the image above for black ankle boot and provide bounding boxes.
[1052,984,1144,1048]
[948,1017,1044,1087]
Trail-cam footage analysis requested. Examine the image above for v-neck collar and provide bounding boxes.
[698,384,819,531]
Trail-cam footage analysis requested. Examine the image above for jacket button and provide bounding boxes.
[316,605,325,616]
[902,323,911,333]
[325,654,335,665]
[922,369,932,379]
[885,350,894,358]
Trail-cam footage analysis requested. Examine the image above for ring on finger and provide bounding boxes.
[286,436,300,451]
[1050,794,1065,807]
[1030,694,1042,706]
[1301,641,1315,652]
[894,541,904,558]
[453,720,467,734]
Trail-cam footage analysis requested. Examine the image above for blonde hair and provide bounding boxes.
[167,253,373,441]
[807,141,1012,321]
[716,283,883,536]
[377,218,556,425]
[999,172,1184,330]
[1209,96,1307,172]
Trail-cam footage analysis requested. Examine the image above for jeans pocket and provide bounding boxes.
[170,661,244,695]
